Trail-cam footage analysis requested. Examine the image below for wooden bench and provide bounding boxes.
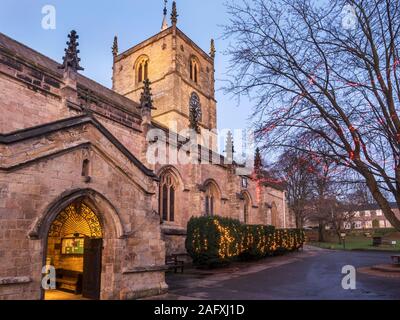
[383,239,396,245]
[166,255,184,273]
[391,255,400,265]
[56,269,83,294]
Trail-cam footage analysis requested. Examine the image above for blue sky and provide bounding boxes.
[0,0,253,137]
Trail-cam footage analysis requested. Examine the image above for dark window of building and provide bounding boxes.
[162,184,168,221]
[159,172,178,222]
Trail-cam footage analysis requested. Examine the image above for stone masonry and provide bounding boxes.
[0,3,293,300]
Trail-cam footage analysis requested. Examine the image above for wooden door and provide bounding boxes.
[82,238,103,300]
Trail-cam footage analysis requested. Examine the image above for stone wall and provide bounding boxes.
[0,29,290,300]
[161,225,187,256]
[0,89,167,299]
[152,160,285,231]
[0,60,73,133]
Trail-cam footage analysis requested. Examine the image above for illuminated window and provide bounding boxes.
[365,221,372,229]
[48,202,103,239]
[354,221,362,229]
[344,222,351,230]
[159,172,177,222]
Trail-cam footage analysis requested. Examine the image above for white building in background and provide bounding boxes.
[343,203,399,230]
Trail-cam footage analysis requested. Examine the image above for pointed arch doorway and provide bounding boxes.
[44,200,103,300]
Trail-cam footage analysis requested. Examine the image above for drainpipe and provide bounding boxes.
[283,191,287,228]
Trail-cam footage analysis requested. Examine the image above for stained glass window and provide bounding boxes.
[48,203,103,238]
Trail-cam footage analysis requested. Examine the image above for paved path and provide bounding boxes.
[154,247,400,300]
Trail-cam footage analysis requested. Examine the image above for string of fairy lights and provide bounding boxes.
[190,218,305,260]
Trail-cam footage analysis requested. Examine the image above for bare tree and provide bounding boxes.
[322,199,355,244]
[224,0,400,230]
[308,156,339,241]
[271,148,316,228]
[348,182,376,205]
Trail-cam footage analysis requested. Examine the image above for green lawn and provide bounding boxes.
[309,236,400,252]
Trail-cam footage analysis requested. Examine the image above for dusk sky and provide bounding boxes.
[0,0,254,142]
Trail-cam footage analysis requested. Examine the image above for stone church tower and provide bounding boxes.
[112,2,217,145]
[0,0,293,300]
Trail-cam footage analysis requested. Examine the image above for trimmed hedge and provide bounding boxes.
[185,216,305,266]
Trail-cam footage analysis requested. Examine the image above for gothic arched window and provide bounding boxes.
[159,172,177,222]
[189,92,202,132]
[204,181,220,216]
[243,193,251,224]
[136,56,149,84]
[190,57,199,83]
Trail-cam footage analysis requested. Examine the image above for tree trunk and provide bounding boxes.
[335,231,342,245]
[295,212,302,229]
[318,223,325,242]
[362,168,400,231]
[334,224,342,244]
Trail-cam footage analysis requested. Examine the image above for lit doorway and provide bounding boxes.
[44,201,103,300]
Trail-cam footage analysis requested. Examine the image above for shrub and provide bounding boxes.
[239,224,276,260]
[185,215,305,266]
[185,216,242,266]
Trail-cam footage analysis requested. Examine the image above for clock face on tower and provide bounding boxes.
[189,92,202,124]
[112,15,217,134]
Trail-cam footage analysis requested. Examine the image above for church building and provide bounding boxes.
[0,2,292,300]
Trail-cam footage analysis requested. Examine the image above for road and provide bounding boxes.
[162,247,400,300]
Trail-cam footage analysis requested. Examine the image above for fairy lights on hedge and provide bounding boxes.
[214,219,236,258]
[186,216,305,265]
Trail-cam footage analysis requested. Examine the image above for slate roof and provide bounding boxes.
[355,202,399,211]
[0,32,141,116]
[0,114,157,179]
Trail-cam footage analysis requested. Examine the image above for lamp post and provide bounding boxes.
[341,232,346,250]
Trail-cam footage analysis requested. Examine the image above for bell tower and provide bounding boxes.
[112,1,217,142]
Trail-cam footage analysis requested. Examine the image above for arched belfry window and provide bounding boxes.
[136,56,149,84]
[159,172,178,222]
[204,181,220,216]
[190,57,199,83]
